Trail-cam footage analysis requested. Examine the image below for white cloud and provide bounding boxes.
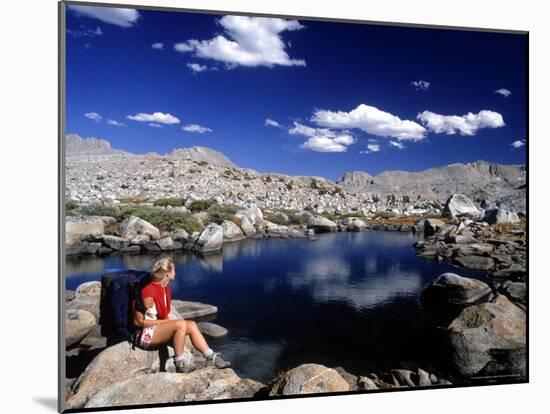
[107,119,124,126]
[84,112,102,122]
[182,124,212,133]
[289,122,355,153]
[411,80,430,91]
[67,26,103,37]
[149,123,163,128]
[127,112,180,124]
[187,63,208,73]
[265,118,281,127]
[495,88,512,98]
[69,5,140,28]
[311,103,426,141]
[360,143,381,154]
[174,15,306,68]
[389,140,405,150]
[417,110,505,136]
[511,139,526,148]
[151,42,164,50]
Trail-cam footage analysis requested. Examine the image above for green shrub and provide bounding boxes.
[154,198,184,207]
[286,181,293,190]
[188,199,217,212]
[206,204,239,224]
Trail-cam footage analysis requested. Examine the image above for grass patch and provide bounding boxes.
[118,206,202,233]
[373,211,396,219]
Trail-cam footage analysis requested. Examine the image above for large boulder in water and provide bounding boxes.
[448,295,526,378]
[190,223,223,253]
[268,363,350,396]
[422,273,492,306]
[307,215,337,233]
[66,309,96,347]
[483,208,520,225]
[443,194,483,219]
[84,369,265,408]
[119,216,161,242]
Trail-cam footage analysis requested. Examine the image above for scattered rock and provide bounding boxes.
[307,216,337,233]
[499,281,526,305]
[84,369,265,408]
[422,273,492,305]
[268,363,350,396]
[191,223,223,253]
[156,236,175,251]
[483,208,520,225]
[66,309,96,347]
[197,322,228,338]
[454,256,495,271]
[119,216,161,242]
[222,220,245,242]
[443,194,483,219]
[448,295,526,378]
[171,300,218,319]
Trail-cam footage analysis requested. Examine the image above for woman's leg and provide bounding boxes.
[185,320,209,353]
[148,320,187,357]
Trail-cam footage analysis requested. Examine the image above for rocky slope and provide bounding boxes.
[337,161,526,210]
[65,135,525,214]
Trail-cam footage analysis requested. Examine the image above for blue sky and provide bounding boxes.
[65,4,527,181]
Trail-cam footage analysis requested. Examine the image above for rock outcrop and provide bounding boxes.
[268,363,350,395]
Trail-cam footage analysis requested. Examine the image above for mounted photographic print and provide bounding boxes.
[59,1,528,412]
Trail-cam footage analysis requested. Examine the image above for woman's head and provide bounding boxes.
[150,257,175,283]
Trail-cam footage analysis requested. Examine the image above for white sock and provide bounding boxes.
[175,350,193,364]
[202,347,214,358]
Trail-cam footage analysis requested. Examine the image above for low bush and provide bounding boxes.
[188,199,217,212]
[153,198,184,207]
[118,206,202,233]
[206,204,240,224]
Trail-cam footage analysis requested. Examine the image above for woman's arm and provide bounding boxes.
[133,297,172,328]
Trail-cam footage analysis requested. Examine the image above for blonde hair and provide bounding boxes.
[150,257,174,282]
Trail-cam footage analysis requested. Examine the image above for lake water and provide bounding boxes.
[66,231,489,384]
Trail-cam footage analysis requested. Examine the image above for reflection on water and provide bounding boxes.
[66,231,489,384]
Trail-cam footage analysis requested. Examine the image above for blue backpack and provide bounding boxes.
[99,269,151,343]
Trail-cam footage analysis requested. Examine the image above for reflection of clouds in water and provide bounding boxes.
[310,271,422,310]
[196,253,223,273]
[220,338,284,384]
[287,254,422,310]
[66,256,104,276]
[286,257,351,290]
[122,254,153,271]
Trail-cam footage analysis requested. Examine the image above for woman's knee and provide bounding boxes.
[187,320,198,330]
[175,319,187,331]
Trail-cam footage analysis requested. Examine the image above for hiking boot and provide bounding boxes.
[174,358,197,374]
[205,352,231,369]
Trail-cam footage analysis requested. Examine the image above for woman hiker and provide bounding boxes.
[132,257,230,373]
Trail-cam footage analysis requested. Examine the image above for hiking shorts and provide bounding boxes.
[135,326,156,349]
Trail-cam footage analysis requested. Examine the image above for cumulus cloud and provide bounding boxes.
[67,26,103,37]
[311,103,426,141]
[289,122,355,153]
[69,5,140,28]
[417,110,505,136]
[151,42,164,50]
[174,15,306,68]
[265,118,282,127]
[495,88,512,98]
[411,80,430,91]
[127,112,180,124]
[389,140,405,150]
[182,124,212,133]
[107,119,124,126]
[360,143,381,154]
[84,112,102,122]
[148,123,163,128]
[187,63,208,73]
[511,139,526,148]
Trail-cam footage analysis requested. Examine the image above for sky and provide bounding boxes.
[65,4,527,181]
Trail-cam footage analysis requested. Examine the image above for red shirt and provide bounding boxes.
[140,282,172,320]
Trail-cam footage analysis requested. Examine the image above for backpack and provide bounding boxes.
[99,269,151,343]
